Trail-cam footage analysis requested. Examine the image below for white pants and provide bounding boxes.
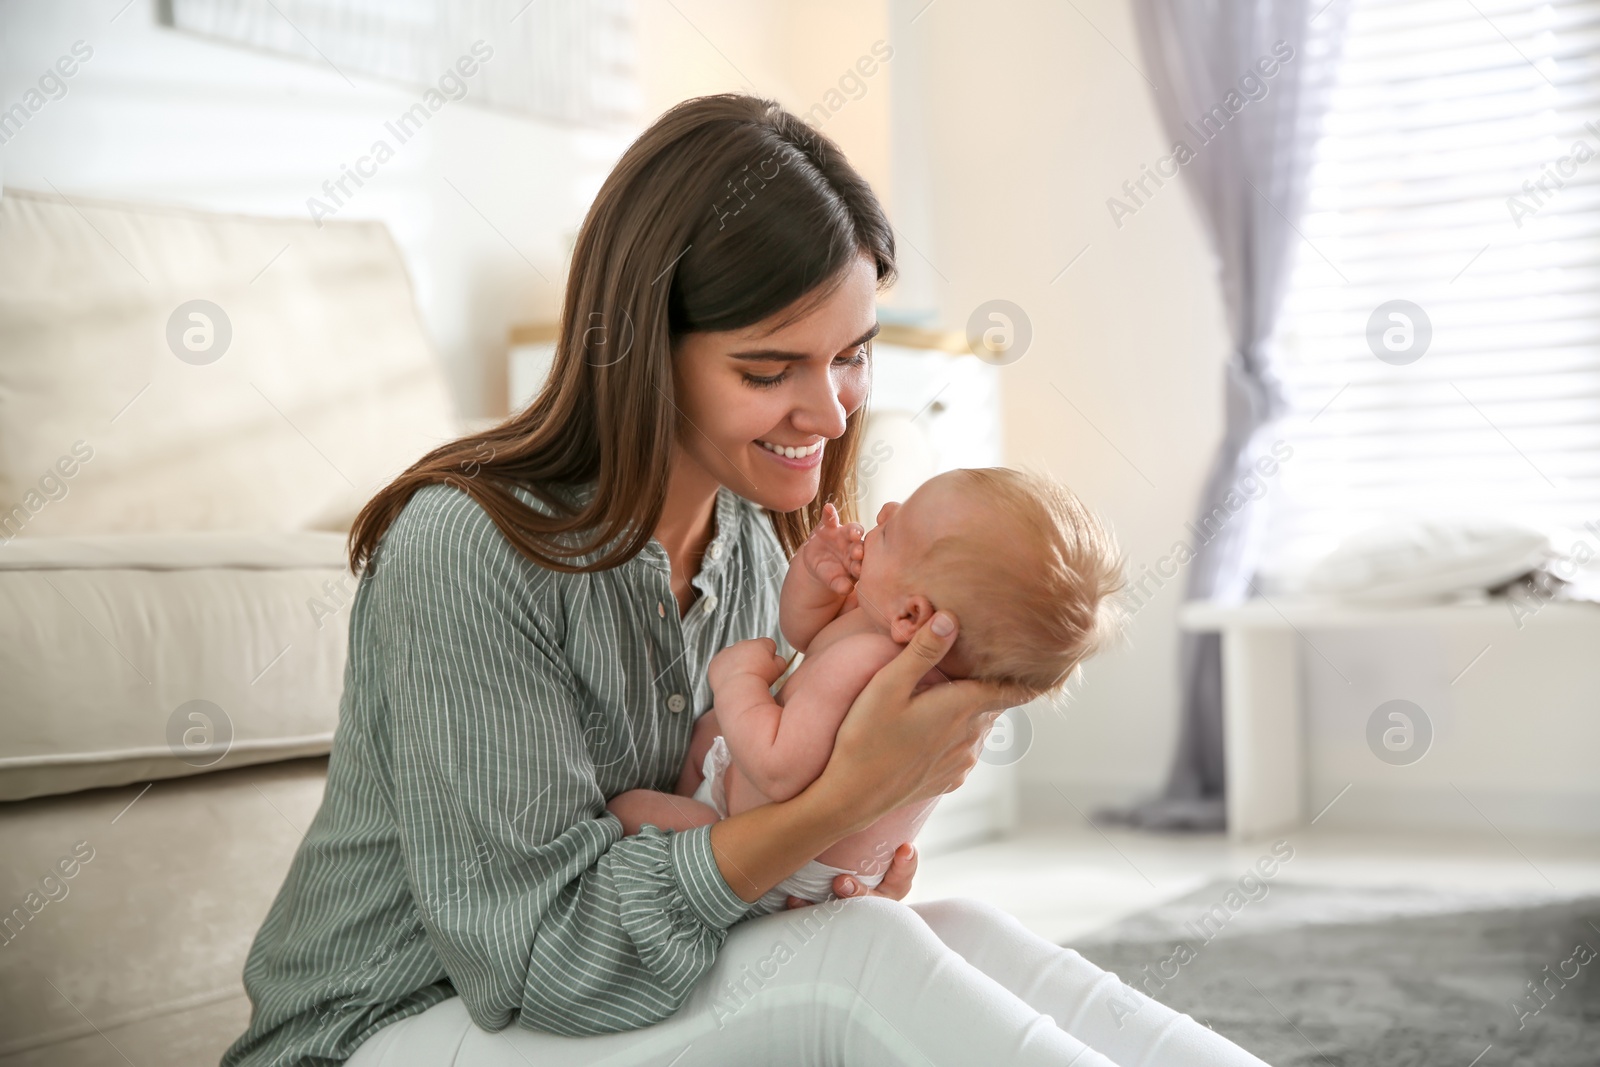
[347,896,1271,1067]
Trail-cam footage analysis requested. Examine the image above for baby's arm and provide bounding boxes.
[779,503,865,653]
[707,638,796,795]
[712,633,900,802]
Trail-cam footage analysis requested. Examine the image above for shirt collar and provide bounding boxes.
[640,484,745,576]
[546,479,747,577]
[708,485,746,567]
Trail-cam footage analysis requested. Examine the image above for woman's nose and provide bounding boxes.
[792,371,850,439]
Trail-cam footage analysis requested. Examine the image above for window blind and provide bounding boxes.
[1259,0,1600,582]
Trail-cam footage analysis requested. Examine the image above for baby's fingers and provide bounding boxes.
[816,559,853,595]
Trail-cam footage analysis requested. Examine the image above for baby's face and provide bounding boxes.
[853,472,984,636]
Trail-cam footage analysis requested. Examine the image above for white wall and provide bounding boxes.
[637,0,892,194]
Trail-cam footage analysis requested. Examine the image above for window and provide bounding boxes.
[1260,0,1600,582]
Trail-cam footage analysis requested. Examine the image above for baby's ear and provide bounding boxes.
[888,595,935,643]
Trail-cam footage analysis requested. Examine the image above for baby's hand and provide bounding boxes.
[798,503,865,597]
[710,637,788,691]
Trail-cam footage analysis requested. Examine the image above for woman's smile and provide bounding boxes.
[755,437,826,469]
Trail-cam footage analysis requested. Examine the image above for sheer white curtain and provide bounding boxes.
[1107,0,1350,831]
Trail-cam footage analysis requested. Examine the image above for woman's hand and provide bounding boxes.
[812,610,1033,837]
[784,842,918,909]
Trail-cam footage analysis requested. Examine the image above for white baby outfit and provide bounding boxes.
[691,734,887,912]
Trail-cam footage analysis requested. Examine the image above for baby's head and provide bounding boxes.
[853,467,1125,699]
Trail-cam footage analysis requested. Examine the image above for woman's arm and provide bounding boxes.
[373,487,837,1037]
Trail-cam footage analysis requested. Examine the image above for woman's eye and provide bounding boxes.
[741,345,869,389]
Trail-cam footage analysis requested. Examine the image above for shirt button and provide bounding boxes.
[667,693,687,713]
[709,542,724,560]
[657,601,666,618]
[702,594,719,614]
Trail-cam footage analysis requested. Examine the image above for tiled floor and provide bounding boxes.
[907,813,1600,944]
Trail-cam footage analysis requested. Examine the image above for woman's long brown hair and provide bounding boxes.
[347,93,898,577]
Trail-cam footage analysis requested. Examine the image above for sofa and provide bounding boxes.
[0,187,1015,1067]
[0,187,464,1065]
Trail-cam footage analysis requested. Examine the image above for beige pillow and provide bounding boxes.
[0,187,459,538]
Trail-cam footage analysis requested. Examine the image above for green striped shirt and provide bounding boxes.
[222,479,795,1066]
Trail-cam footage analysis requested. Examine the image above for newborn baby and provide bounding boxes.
[606,467,1124,911]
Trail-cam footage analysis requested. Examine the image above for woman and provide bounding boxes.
[223,94,1269,1067]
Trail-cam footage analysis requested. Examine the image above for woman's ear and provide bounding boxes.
[888,595,935,644]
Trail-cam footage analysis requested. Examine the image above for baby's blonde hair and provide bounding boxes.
[919,467,1126,700]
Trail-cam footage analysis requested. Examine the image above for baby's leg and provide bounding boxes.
[912,897,1271,1067]
[605,789,719,836]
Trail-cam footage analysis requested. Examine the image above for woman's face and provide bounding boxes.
[672,252,878,514]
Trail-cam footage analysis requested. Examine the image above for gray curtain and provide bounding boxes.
[1105,0,1349,831]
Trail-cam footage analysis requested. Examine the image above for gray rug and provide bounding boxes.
[1071,881,1600,1067]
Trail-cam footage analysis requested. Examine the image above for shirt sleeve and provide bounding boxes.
[368,485,763,1037]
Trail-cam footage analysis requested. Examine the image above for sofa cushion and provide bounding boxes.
[0,533,351,801]
[0,187,458,538]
